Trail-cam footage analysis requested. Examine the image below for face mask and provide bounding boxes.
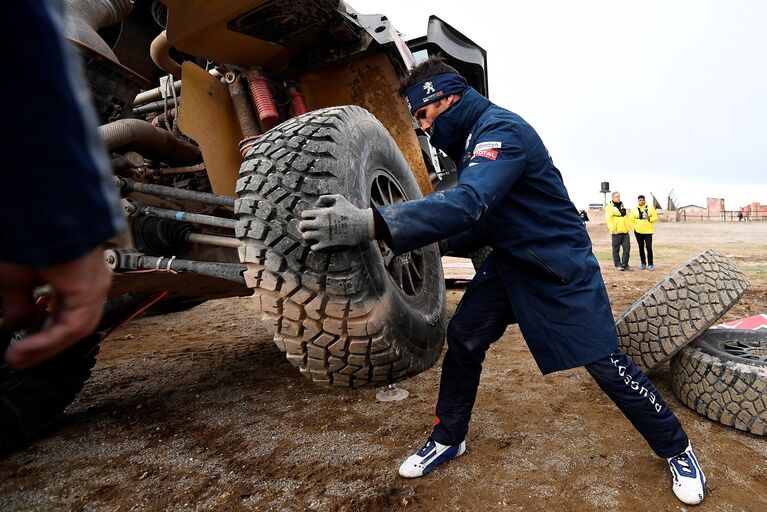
[427,101,462,150]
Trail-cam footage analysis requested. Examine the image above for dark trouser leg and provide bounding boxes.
[611,234,622,267]
[431,259,515,446]
[585,351,688,458]
[635,232,647,265]
[620,233,630,267]
[645,234,654,265]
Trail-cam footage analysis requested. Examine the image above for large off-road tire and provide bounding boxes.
[0,293,157,452]
[0,331,99,453]
[235,106,446,388]
[615,249,749,374]
[671,329,767,435]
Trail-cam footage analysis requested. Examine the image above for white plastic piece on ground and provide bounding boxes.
[376,384,409,402]
[442,256,475,281]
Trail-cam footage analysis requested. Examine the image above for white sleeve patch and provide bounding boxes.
[468,162,479,167]
[473,141,502,151]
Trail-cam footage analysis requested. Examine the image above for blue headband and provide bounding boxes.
[405,73,468,115]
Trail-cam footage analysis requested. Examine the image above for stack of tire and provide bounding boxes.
[615,249,766,436]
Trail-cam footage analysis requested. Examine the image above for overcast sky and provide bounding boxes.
[352,0,767,210]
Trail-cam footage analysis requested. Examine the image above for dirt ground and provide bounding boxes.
[1,222,766,512]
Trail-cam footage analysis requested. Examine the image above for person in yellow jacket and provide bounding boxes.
[605,191,631,270]
[631,194,659,270]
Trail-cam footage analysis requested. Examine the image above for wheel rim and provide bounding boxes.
[722,337,767,363]
[369,170,425,297]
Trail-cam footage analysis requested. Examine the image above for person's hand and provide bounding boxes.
[299,194,374,251]
[1,247,111,369]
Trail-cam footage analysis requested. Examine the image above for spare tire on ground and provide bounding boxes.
[235,106,446,388]
[0,331,99,454]
[615,249,749,374]
[671,329,767,435]
[0,293,156,453]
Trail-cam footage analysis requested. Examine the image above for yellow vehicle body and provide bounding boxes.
[165,0,432,198]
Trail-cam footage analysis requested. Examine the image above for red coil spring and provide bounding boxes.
[247,71,279,125]
[289,89,308,116]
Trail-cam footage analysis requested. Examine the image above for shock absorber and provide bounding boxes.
[246,67,279,128]
[225,72,261,157]
[287,83,308,117]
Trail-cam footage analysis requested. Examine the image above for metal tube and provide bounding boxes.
[132,98,177,116]
[136,256,246,284]
[150,30,182,78]
[134,81,182,106]
[136,204,236,229]
[186,233,243,249]
[145,163,205,176]
[120,178,234,207]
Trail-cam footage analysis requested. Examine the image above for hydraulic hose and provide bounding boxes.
[99,119,201,164]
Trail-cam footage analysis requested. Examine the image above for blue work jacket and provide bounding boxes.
[378,87,617,374]
[1,1,125,267]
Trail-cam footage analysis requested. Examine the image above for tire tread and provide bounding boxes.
[616,250,749,373]
[236,106,442,388]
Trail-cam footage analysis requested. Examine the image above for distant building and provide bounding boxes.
[707,197,725,214]
[706,198,726,220]
[677,204,707,221]
[740,202,767,220]
[663,198,764,222]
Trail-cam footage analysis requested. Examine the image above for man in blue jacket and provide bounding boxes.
[299,56,706,505]
[1,0,126,369]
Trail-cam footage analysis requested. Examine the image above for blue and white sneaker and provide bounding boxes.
[667,443,706,505]
[398,438,466,478]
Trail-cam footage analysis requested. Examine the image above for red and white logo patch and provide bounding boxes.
[472,148,498,160]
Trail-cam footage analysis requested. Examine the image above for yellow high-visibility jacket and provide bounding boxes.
[631,204,659,234]
[605,202,631,234]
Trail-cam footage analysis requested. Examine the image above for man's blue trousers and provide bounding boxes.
[431,261,689,459]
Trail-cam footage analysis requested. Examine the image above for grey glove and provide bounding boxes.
[299,194,374,251]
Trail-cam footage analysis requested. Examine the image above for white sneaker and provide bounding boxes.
[398,438,466,478]
[667,443,707,505]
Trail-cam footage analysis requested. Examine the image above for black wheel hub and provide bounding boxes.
[722,337,767,362]
[369,171,425,297]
